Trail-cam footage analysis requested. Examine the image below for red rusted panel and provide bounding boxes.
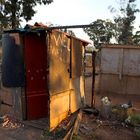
[26,94,48,119]
[24,31,48,119]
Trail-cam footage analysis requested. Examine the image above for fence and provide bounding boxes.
[99,44,140,95]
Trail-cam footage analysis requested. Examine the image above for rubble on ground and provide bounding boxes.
[78,97,140,140]
[41,97,140,139]
[0,114,24,129]
[42,110,81,140]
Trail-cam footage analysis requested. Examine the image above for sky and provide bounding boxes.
[22,0,140,44]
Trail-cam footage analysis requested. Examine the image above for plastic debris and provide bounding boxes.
[101,97,111,119]
[121,100,132,109]
[82,108,99,117]
[101,96,111,106]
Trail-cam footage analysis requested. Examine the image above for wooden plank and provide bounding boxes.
[63,110,82,140]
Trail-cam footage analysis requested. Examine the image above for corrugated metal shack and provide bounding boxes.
[99,44,140,95]
[0,24,89,130]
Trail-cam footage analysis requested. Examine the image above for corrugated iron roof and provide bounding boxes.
[3,22,90,46]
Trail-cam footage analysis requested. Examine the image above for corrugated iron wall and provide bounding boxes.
[49,30,70,94]
[49,30,86,130]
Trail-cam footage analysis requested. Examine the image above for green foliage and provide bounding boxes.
[84,19,116,48]
[0,0,53,29]
[133,30,140,45]
[72,134,81,140]
[130,114,140,126]
[110,0,140,44]
[84,0,140,46]
[134,127,140,140]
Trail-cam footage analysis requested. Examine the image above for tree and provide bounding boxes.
[133,29,140,45]
[84,0,140,46]
[109,0,140,44]
[0,0,53,29]
[84,19,116,48]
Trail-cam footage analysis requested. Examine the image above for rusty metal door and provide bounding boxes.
[24,31,48,120]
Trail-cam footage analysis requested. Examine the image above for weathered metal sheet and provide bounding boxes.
[0,87,25,120]
[49,30,86,130]
[50,91,70,130]
[126,76,140,95]
[49,30,70,129]
[70,42,84,111]
[80,76,85,105]
[99,74,140,95]
[123,49,140,76]
[71,38,82,78]
[49,30,70,94]
[99,74,127,94]
[100,48,121,74]
[2,33,24,87]
[100,44,140,95]
[70,78,81,113]
[50,77,84,130]
[101,47,140,76]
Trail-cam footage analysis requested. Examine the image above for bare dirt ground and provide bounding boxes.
[77,74,140,140]
[78,113,137,140]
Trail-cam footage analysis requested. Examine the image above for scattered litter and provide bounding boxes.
[42,110,82,140]
[96,119,103,125]
[111,105,128,121]
[0,114,24,129]
[78,98,140,140]
[111,101,134,122]
[79,124,90,135]
[121,100,132,109]
[101,96,111,106]
[134,127,140,139]
[82,107,99,117]
[80,124,90,130]
[125,116,131,124]
[101,96,111,119]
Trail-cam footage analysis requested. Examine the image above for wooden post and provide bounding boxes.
[91,51,96,107]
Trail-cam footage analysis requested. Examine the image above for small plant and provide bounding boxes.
[134,127,140,140]
[72,134,80,140]
[130,114,140,126]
